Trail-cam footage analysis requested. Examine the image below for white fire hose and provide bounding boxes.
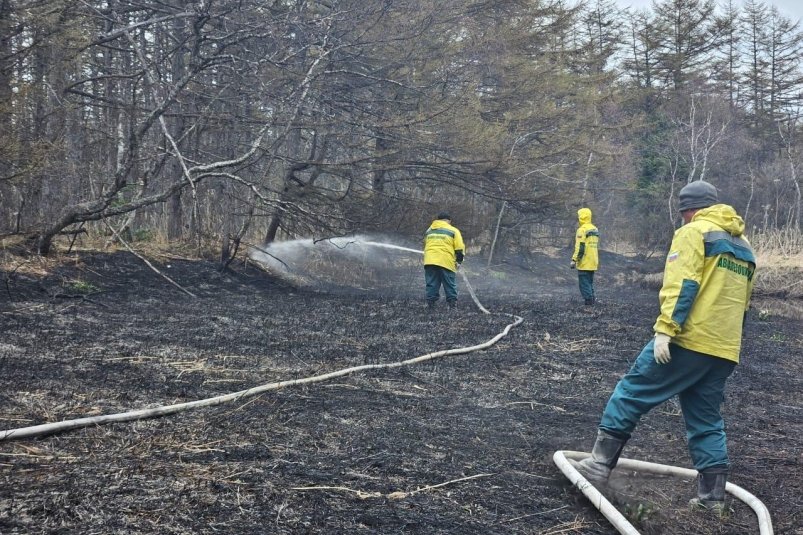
[0,311,521,441]
[553,450,774,535]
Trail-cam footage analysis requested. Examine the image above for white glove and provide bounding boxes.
[654,333,672,364]
[570,261,576,269]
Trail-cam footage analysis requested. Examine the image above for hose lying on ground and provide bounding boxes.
[553,450,774,535]
[0,310,522,442]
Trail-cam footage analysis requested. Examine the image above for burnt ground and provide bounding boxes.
[0,245,801,535]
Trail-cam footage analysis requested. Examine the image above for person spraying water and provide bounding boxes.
[422,212,465,310]
[363,236,489,315]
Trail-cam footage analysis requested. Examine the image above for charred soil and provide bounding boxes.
[0,249,800,534]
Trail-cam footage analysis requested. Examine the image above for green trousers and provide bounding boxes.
[599,338,735,471]
[424,265,457,304]
[578,270,595,301]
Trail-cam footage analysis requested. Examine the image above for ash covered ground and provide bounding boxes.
[0,242,800,534]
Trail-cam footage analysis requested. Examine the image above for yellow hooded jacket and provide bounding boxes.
[423,219,465,272]
[572,208,599,271]
[653,204,756,363]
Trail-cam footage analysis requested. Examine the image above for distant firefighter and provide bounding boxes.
[570,207,599,305]
[572,181,756,514]
[423,212,465,310]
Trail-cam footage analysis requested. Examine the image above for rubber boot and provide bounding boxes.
[689,467,728,514]
[571,430,627,484]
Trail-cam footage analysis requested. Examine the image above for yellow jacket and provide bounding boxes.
[572,208,599,271]
[423,219,465,272]
[653,204,756,363]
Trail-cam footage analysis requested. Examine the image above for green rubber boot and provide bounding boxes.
[571,430,627,485]
[689,467,728,515]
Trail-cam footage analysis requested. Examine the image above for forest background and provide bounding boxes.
[1,0,802,267]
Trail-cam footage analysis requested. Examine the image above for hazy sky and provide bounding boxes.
[617,0,803,22]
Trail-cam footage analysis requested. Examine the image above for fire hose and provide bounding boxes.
[553,451,774,535]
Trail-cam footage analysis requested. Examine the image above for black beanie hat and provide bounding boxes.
[437,211,451,220]
[678,181,718,211]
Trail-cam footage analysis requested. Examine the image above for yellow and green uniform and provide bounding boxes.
[423,219,464,272]
[572,208,599,303]
[653,204,756,362]
[423,219,465,305]
[572,208,599,270]
[598,203,756,471]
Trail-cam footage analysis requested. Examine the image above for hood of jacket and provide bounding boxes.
[430,219,452,230]
[577,208,592,225]
[692,204,745,236]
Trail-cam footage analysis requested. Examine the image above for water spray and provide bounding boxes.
[249,236,491,314]
[358,241,421,254]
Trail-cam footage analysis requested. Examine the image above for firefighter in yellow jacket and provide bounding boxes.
[423,212,465,309]
[571,207,600,305]
[572,181,755,514]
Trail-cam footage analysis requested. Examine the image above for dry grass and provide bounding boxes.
[0,249,80,278]
[751,228,803,299]
[0,233,218,278]
[613,270,663,289]
[752,297,803,322]
[617,229,803,298]
[751,227,803,257]
[752,262,803,298]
